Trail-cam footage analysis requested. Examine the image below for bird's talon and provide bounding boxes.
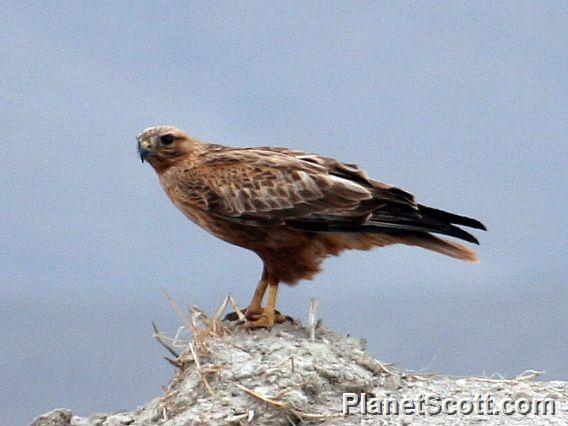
[223,307,263,322]
[244,315,276,329]
[244,307,263,320]
[242,311,290,329]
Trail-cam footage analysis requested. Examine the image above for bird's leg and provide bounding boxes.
[245,283,281,329]
[224,266,291,328]
[244,268,269,319]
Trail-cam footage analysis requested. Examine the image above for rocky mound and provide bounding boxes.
[32,300,568,425]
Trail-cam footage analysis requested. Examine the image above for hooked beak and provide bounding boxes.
[138,139,152,163]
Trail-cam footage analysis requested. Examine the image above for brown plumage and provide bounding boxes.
[138,125,486,328]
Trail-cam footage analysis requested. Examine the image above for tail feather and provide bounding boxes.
[397,232,479,263]
[343,231,480,262]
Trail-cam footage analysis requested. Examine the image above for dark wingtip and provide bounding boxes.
[448,225,480,245]
[463,217,487,231]
[418,204,487,231]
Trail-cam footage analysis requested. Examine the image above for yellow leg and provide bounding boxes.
[245,268,269,317]
[264,283,279,324]
[245,284,280,329]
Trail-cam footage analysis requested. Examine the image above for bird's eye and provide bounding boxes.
[160,134,175,145]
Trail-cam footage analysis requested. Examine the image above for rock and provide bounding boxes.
[31,409,72,426]
[31,319,568,425]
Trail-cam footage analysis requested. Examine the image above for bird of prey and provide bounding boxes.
[138,125,486,328]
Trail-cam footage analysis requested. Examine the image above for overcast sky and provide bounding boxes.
[1,2,567,425]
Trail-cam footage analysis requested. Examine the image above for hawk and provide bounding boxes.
[138,125,486,328]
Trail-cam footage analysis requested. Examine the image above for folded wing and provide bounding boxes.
[181,147,486,246]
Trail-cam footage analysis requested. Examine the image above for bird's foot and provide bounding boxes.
[243,310,290,329]
[224,308,292,329]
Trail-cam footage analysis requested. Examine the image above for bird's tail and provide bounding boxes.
[326,231,480,263]
[394,232,479,263]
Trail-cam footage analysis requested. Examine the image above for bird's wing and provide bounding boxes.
[169,146,484,242]
[190,147,380,225]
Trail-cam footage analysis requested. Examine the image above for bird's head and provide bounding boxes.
[137,125,195,172]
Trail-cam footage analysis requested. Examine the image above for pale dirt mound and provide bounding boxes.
[32,300,568,425]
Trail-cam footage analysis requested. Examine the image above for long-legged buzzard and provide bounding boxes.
[138,126,486,328]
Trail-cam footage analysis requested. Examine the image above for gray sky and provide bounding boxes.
[1,2,567,425]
